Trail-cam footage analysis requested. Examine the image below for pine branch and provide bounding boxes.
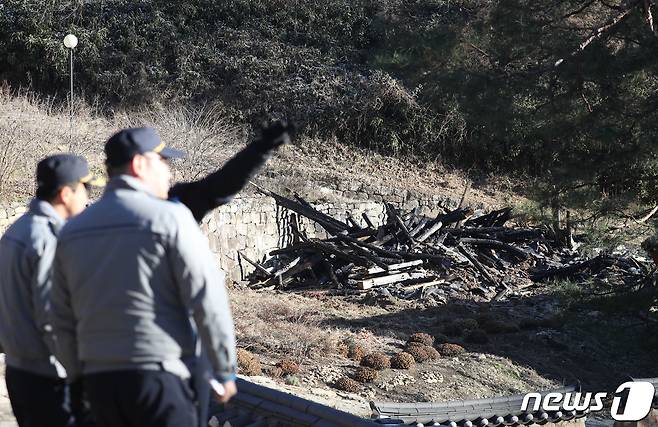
[560,0,598,20]
[554,0,642,67]
[644,0,655,32]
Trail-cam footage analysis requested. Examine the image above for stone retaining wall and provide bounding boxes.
[200,185,462,282]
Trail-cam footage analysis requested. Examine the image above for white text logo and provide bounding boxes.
[521,382,655,422]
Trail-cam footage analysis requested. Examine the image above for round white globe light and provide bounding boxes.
[63,34,78,49]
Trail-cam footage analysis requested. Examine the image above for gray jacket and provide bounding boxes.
[51,175,237,382]
[0,200,64,378]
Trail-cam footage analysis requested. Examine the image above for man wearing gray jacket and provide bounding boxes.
[51,128,237,427]
[0,154,103,427]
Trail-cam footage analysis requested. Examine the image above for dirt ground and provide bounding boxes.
[230,283,658,415]
[1,283,654,423]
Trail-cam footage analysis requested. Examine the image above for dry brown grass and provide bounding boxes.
[436,343,466,357]
[334,377,360,392]
[276,358,300,376]
[353,367,378,383]
[390,352,415,369]
[404,341,440,362]
[424,345,440,360]
[236,349,262,376]
[265,366,284,378]
[0,92,521,207]
[360,352,391,370]
[408,332,434,346]
[0,92,109,200]
[231,289,344,360]
[405,345,430,363]
[335,342,349,357]
[347,344,366,362]
[0,92,243,201]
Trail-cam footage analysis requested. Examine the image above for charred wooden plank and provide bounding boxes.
[307,239,372,267]
[252,184,351,234]
[408,217,430,238]
[466,207,513,228]
[361,212,376,229]
[531,258,597,280]
[458,244,500,287]
[401,279,447,291]
[268,256,301,278]
[269,242,313,256]
[238,251,273,278]
[356,271,427,290]
[323,258,342,288]
[365,260,424,274]
[416,220,444,242]
[266,255,323,287]
[333,233,404,260]
[344,241,390,269]
[385,202,414,243]
[346,212,363,229]
[459,238,529,261]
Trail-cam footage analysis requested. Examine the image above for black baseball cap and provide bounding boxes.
[104,127,187,167]
[36,154,105,192]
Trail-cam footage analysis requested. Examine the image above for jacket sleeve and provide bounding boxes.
[30,239,58,357]
[169,142,273,222]
[50,246,82,381]
[167,209,237,382]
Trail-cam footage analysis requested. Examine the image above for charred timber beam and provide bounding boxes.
[459,238,529,261]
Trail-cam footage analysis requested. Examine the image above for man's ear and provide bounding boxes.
[57,185,74,205]
[130,155,147,178]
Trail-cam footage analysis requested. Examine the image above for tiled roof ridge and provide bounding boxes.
[371,384,584,426]
[371,379,658,426]
[209,378,658,426]
[209,378,380,426]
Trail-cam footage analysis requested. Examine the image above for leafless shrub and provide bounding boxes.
[114,103,246,183]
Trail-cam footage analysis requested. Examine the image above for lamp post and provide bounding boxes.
[63,34,78,149]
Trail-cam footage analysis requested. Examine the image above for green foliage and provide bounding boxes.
[1,0,658,209]
[370,0,658,205]
[551,279,589,311]
[0,0,436,154]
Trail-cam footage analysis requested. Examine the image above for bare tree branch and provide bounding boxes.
[599,0,626,11]
[581,92,594,112]
[555,0,642,67]
[467,42,493,59]
[644,0,655,32]
[560,0,598,20]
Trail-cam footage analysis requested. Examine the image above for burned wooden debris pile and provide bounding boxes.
[242,187,654,302]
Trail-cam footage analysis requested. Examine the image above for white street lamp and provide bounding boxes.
[63,34,78,148]
[63,34,78,49]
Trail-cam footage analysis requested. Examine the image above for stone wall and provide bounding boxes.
[0,185,462,283]
[199,184,462,283]
[0,203,27,230]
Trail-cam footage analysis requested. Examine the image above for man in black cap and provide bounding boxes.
[51,129,239,427]
[0,154,103,427]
